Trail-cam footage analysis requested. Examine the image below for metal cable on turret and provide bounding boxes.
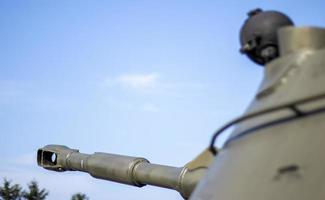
[209,92,325,155]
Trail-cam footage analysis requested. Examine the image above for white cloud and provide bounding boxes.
[104,73,159,91]
[142,103,159,112]
[117,73,158,90]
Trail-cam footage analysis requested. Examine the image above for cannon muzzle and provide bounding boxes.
[37,145,213,199]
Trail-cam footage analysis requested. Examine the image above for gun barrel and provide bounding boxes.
[37,145,205,199]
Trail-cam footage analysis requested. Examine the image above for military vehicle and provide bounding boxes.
[37,9,325,200]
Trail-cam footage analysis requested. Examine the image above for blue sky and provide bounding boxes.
[1,1,325,199]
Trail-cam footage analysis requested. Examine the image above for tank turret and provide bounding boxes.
[37,9,325,200]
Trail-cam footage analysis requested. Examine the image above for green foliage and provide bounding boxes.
[1,178,89,200]
[71,193,89,200]
[21,181,48,200]
[0,178,22,200]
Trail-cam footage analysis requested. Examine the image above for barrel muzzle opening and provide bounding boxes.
[37,145,78,172]
[37,148,63,171]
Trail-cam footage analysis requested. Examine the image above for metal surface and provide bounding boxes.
[278,27,325,56]
[190,26,325,200]
[37,145,214,199]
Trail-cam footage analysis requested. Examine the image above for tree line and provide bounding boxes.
[0,179,89,200]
